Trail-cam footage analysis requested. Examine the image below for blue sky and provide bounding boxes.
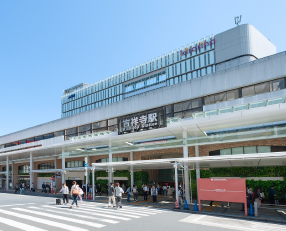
[0,0,285,136]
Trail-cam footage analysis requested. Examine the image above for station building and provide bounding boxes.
[1,24,286,202]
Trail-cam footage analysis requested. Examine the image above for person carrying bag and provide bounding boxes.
[70,181,79,209]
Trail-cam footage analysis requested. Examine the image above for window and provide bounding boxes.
[210,146,274,156]
[19,140,26,145]
[204,95,215,105]
[244,146,257,154]
[242,86,255,97]
[165,105,173,114]
[26,137,34,143]
[174,103,183,112]
[271,78,285,91]
[38,163,55,170]
[44,133,54,140]
[96,157,128,163]
[66,161,84,168]
[214,92,226,103]
[108,118,117,126]
[18,165,30,174]
[232,147,243,155]
[183,101,192,111]
[227,90,239,101]
[54,130,65,137]
[257,146,271,153]
[220,149,231,155]
[255,82,270,94]
[93,120,107,129]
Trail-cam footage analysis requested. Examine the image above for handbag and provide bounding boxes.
[72,188,79,195]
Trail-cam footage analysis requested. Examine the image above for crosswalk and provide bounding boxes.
[0,201,167,231]
[180,214,286,231]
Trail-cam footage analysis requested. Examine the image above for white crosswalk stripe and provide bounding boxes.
[0,209,89,231]
[35,206,118,224]
[13,208,105,228]
[0,216,47,231]
[0,202,165,231]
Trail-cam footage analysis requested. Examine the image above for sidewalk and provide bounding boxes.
[1,190,286,224]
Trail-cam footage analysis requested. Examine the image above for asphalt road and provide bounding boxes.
[0,193,285,231]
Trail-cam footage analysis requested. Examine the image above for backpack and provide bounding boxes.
[133,188,137,193]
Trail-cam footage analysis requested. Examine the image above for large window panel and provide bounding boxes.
[192,98,202,108]
[183,101,192,110]
[244,146,257,154]
[214,92,226,103]
[220,149,231,155]
[166,105,173,114]
[242,86,255,97]
[232,147,243,155]
[227,89,239,101]
[174,103,183,112]
[200,54,205,67]
[255,82,270,94]
[66,127,78,135]
[271,78,285,91]
[257,146,271,153]
[209,50,215,64]
[182,110,193,119]
[93,120,107,129]
[194,56,199,69]
[204,95,215,105]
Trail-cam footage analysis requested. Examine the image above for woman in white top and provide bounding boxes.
[70,181,79,209]
[114,183,124,209]
[59,183,69,205]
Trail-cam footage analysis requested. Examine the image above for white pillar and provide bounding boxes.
[174,162,179,206]
[11,160,14,189]
[54,156,57,190]
[62,151,66,184]
[85,156,90,184]
[6,156,9,190]
[195,145,200,179]
[92,168,95,200]
[108,141,112,184]
[130,151,134,187]
[85,156,88,197]
[183,130,190,204]
[29,153,33,191]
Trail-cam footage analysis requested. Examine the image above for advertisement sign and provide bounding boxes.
[118,108,165,135]
[197,178,247,216]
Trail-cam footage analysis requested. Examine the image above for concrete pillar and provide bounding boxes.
[195,145,200,179]
[92,168,95,200]
[85,156,90,184]
[54,156,57,190]
[174,162,179,206]
[130,151,134,187]
[30,153,33,191]
[11,161,14,189]
[183,130,190,204]
[62,151,66,184]
[6,156,9,190]
[108,141,112,184]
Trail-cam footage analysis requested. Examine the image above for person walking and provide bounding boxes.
[269,186,276,204]
[163,185,167,196]
[14,183,19,194]
[115,183,124,210]
[108,183,116,207]
[167,186,173,201]
[143,184,149,201]
[151,185,158,203]
[121,183,126,192]
[97,184,101,196]
[59,183,69,205]
[30,183,35,193]
[126,186,131,202]
[132,185,138,202]
[70,181,79,209]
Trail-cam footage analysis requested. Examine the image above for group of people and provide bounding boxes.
[42,182,52,193]
[14,182,29,194]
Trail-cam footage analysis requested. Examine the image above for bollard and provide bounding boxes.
[173,199,180,210]
[254,202,258,217]
[193,200,199,211]
[184,199,190,210]
[248,204,254,217]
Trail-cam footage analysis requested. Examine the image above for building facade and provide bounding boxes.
[0,24,285,201]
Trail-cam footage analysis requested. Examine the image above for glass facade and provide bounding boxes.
[209,146,274,156]
[61,35,215,117]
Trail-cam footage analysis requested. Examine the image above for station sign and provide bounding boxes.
[118,108,166,135]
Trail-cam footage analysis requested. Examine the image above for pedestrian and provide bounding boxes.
[115,182,124,210]
[178,187,183,205]
[30,182,35,193]
[105,183,109,195]
[143,184,149,201]
[77,185,83,201]
[19,184,24,194]
[151,185,158,203]
[121,183,126,192]
[163,185,167,196]
[253,188,262,207]
[82,183,86,198]
[59,183,69,205]
[108,183,116,207]
[42,182,45,193]
[167,186,173,201]
[70,181,79,209]
[97,183,101,196]
[14,183,19,194]
[269,186,276,204]
[126,186,131,202]
[132,184,138,202]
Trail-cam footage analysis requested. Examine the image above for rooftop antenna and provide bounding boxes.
[235,15,242,26]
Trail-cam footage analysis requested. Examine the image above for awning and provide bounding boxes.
[91,152,286,171]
